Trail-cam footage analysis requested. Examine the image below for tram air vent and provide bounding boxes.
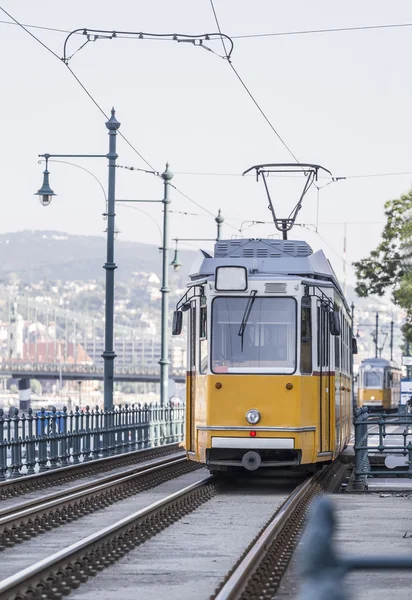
[265,282,287,294]
[214,239,312,258]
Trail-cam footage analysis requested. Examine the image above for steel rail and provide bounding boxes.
[214,476,312,599]
[0,476,215,600]
[213,460,348,599]
[0,443,182,499]
[0,452,185,521]
[0,455,198,552]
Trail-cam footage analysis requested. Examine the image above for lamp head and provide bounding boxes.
[170,248,182,271]
[35,167,56,207]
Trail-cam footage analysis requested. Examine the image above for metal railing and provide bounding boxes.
[298,496,412,599]
[353,406,412,490]
[0,403,185,480]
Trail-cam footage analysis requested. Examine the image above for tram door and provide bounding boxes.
[318,305,331,452]
[187,302,197,452]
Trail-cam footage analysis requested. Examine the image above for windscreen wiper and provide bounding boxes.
[238,290,257,351]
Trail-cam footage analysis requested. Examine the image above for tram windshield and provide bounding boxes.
[211,297,296,374]
[363,369,383,388]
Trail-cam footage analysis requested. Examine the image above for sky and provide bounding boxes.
[1,0,412,287]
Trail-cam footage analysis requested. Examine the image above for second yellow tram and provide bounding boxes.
[357,357,401,411]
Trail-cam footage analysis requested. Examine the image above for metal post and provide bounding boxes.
[92,319,96,363]
[390,318,394,361]
[65,311,68,362]
[159,164,173,407]
[102,108,120,412]
[53,309,57,363]
[46,309,49,362]
[33,307,37,362]
[343,223,347,296]
[73,319,77,364]
[7,297,11,360]
[215,209,224,241]
[375,312,379,358]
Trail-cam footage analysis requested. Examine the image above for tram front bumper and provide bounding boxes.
[206,436,301,470]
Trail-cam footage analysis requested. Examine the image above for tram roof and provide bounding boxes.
[189,238,342,291]
[360,357,401,369]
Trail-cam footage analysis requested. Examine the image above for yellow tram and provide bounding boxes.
[357,358,401,411]
[172,237,354,473]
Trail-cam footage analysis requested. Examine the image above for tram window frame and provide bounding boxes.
[300,297,312,374]
[189,303,197,372]
[210,296,298,375]
[334,308,341,369]
[199,303,208,374]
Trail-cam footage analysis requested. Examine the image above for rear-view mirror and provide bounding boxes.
[329,311,341,336]
[172,310,183,336]
[352,337,358,354]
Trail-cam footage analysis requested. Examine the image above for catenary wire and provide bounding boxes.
[3,18,412,41]
[0,6,60,59]
[232,22,412,39]
[0,6,159,172]
[208,0,300,164]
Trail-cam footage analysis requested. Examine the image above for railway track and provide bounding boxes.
[0,443,183,499]
[213,460,348,599]
[0,476,217,600]
[0,460,348,600]
[0,452,198,551]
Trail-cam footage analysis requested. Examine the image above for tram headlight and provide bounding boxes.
[371,396,375,400]
[246,409,261,425]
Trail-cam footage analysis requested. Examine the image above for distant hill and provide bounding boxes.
[0,231,197,283]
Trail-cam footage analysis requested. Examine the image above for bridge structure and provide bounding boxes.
[0,361,185,383]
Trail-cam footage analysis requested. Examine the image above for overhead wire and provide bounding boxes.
[2,18,412,40]
[2,7,227,216]
[0,6,60,60]
[208,0,300,164]
[232,22,412,39]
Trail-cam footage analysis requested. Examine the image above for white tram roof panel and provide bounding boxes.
[360,357,401,370]
[189,238,340,285]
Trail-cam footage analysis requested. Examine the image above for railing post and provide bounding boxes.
[108,408,115,456]
[144,403,150,448]
[92,405,101,460]
[130,404,137,450]
[136,403,143,449]
[10,408,22,478]
[0,409,6,481]
[102,407,109,458]
[353,407,368,491]
[26,407,36,475]
[49,406,59,469]
[83,405,92,462]
[59,406,69,467]
[298,496,348,600]
[114,405,122,455]
[72,406,81,464]
[38,407,48,473]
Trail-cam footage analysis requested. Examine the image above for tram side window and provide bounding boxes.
[199,305,208,374]
[334,309,341,369]
[322,308,329,367]
[300,299,312,374]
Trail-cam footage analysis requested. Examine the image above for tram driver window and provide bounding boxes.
[211,297,296,374]
[364,370,383,388]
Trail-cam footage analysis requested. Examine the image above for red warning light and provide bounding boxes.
[250,430,257,437]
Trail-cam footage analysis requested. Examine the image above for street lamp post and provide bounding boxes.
[35,108,120,416]
[160,165,173,407]
[114,163,173,406]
